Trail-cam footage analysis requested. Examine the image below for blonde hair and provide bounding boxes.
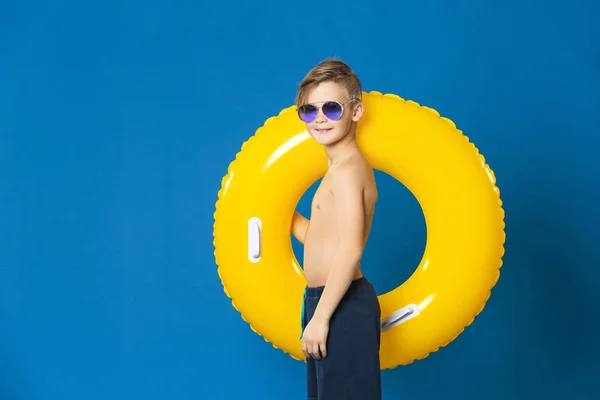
[295,58,362,106]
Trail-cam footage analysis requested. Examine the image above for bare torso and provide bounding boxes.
[303,154,378,287]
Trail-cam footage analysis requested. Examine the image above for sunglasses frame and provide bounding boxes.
[296,98,359,123]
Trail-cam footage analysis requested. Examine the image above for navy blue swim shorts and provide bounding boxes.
[301,277,382,400]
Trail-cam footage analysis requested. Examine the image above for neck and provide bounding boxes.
[325,123,358,167]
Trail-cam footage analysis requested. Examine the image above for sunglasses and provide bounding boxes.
[297,98,358,123]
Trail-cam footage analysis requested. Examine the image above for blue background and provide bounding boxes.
[1,0,599,399]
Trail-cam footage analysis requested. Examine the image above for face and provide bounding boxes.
[298,81,363,146]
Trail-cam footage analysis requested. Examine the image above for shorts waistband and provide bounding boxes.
[304,276,368,298]
[300,277,370,339]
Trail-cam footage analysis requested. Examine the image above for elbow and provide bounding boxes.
[350,251,363,266]
[302,223,309,244]
[298,220,309,245]
[293,232,305,245]
[298,235,306,246]
[291,212,309,245]
[337,247,363,267]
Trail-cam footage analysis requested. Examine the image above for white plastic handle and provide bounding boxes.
[380,303,420,332]
[248,217,262,262]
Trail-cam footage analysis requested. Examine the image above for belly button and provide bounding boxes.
[316,204,320,210]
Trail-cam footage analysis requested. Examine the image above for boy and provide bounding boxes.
[290,58,382,400]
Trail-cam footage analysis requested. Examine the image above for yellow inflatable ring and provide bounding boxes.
[213,90,505,369]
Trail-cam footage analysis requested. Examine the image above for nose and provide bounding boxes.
[314,107,327,123]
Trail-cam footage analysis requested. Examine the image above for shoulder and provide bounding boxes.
[332,161,360,181]
[330,157,373,199]
[332,157,378,207]
[330,159,362,187]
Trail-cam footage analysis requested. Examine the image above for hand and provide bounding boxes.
[301,315,329,360]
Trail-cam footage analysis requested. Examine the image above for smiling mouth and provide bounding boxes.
[315,128,332,133]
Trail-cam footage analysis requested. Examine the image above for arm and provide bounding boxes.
[312,167,365,323]
[291,210,309,244]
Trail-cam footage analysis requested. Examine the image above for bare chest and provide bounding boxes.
[311,183,335,215]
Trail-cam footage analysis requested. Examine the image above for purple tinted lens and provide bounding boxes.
[298,104,317,122]
[322,102,342,120]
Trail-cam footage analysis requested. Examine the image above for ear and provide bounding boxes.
[351,101,364,122]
